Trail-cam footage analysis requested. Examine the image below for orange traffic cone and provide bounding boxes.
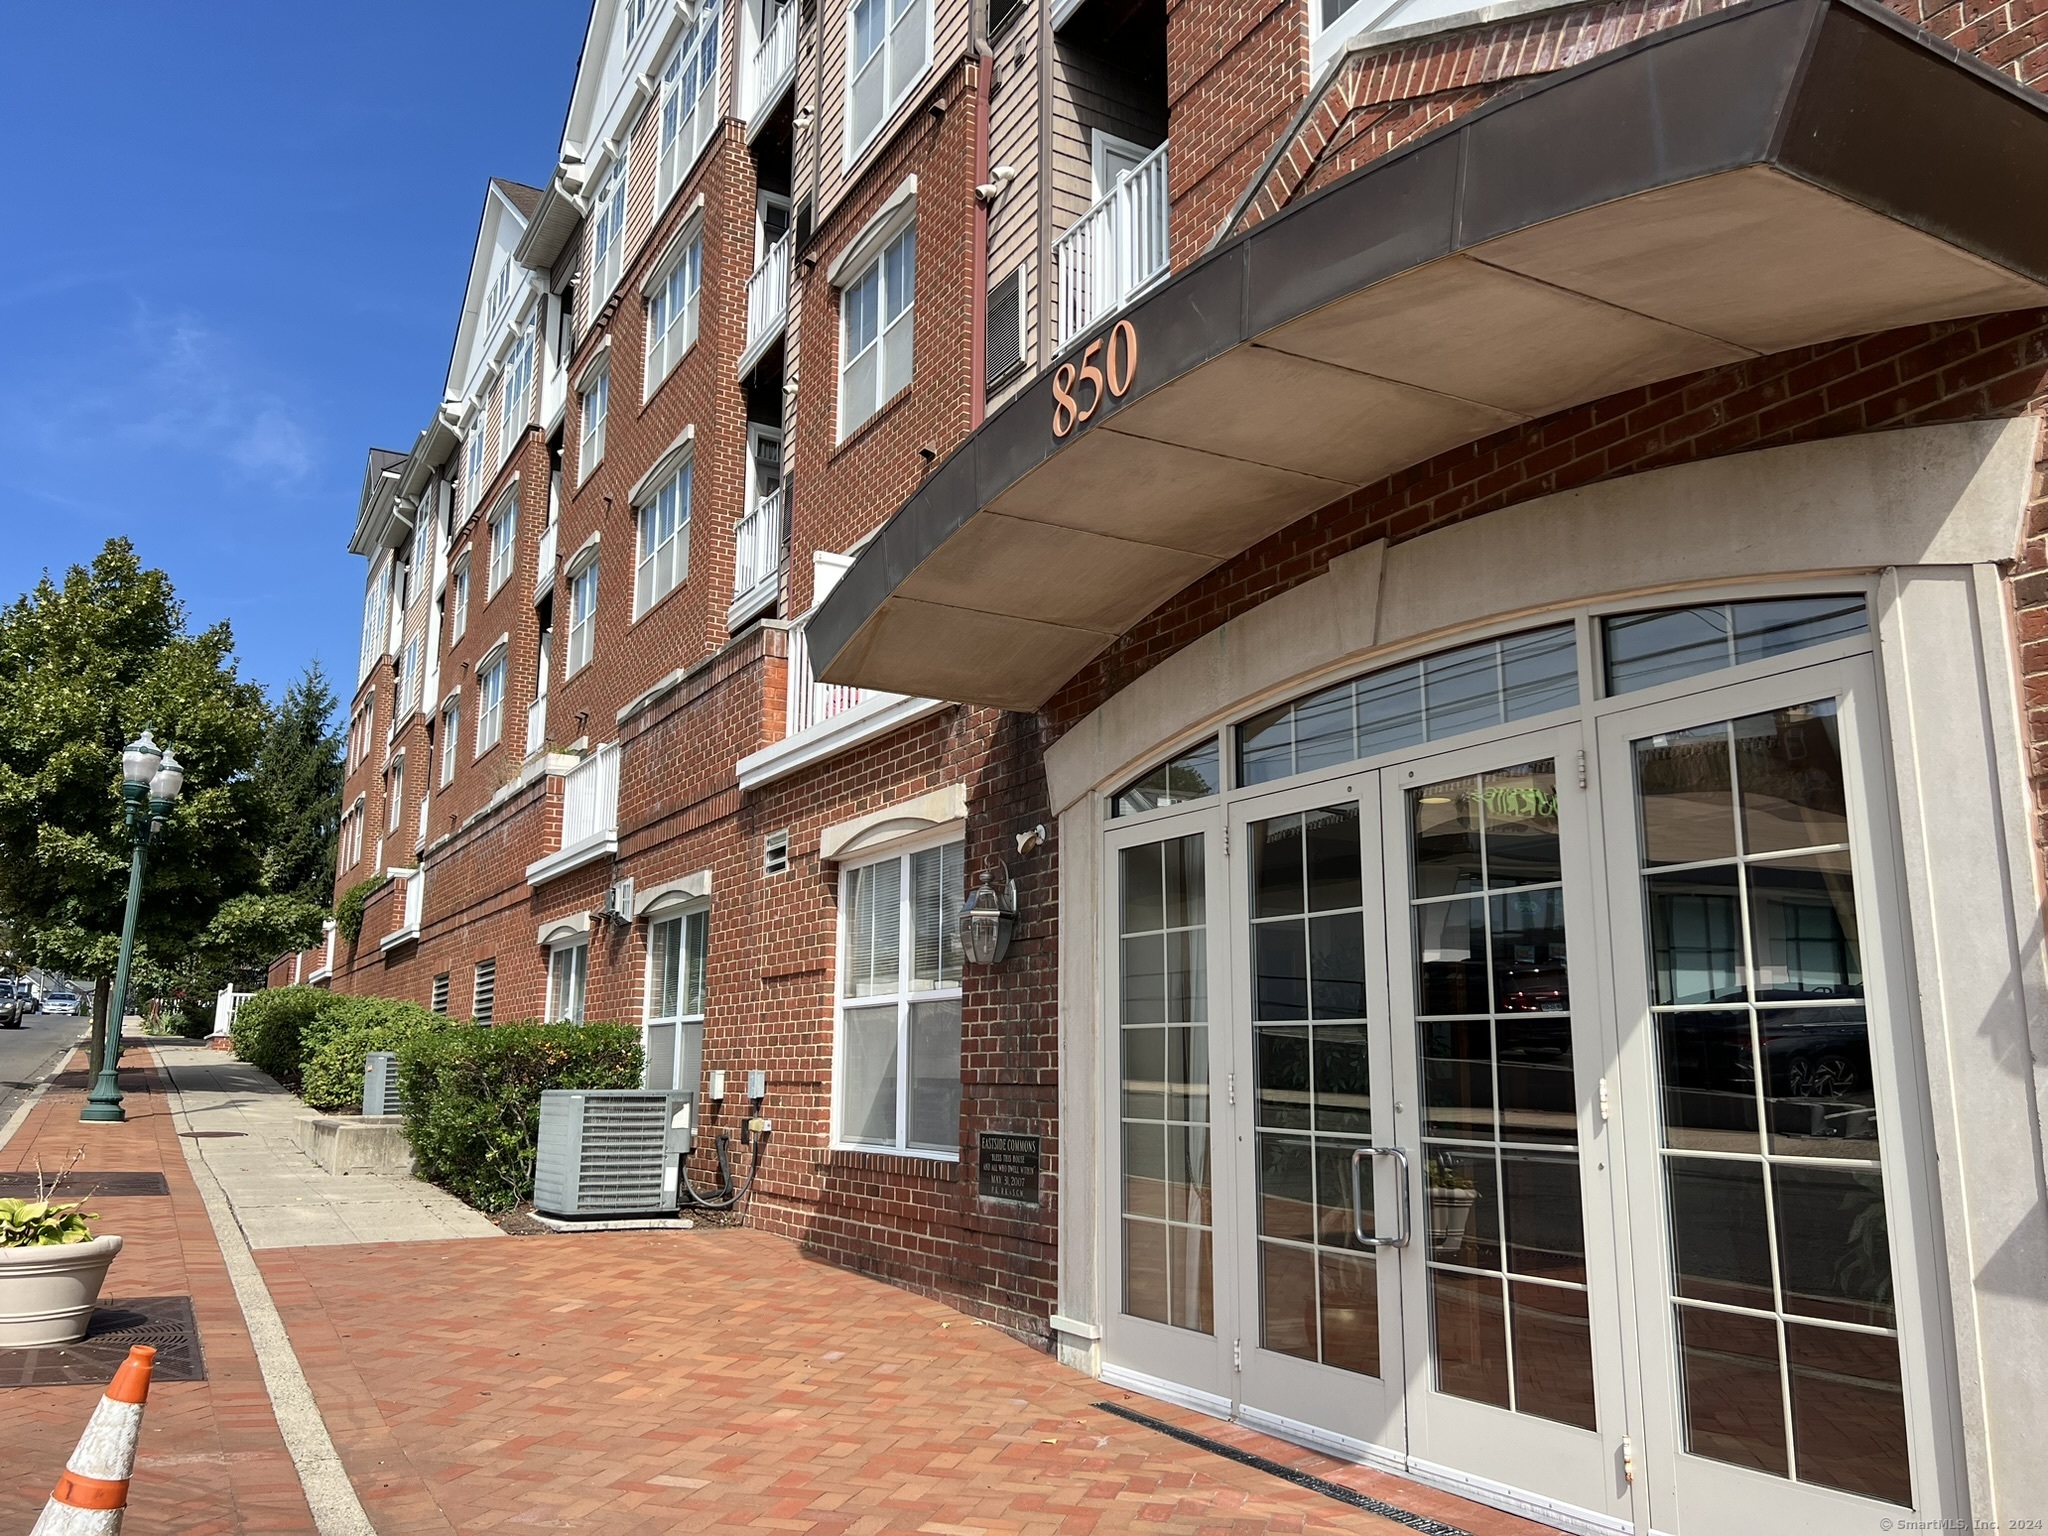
[30,1345,156,1534]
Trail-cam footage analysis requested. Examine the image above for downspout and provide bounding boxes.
[970,7,994,429]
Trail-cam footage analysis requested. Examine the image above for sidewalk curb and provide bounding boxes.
[155,1046,378,1536]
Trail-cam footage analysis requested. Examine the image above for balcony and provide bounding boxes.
[534,517,558,602]
[739,231,791,378]
[729,485,786,630]
[524,741,620,886]
[736,615,948,789]
[1054,141,1169,349]
[379,867,424,950]
[746,0,797,131]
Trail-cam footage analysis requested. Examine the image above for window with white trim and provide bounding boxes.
[646,237,703,393]
[347,694,375,771]
[476,650,506,754]
[645,907,709,1090]
[406,511,432,605]
[839,224,915,437]
[635,458,692,614]
[567,557,599,675]
[624,0,657,42]
[397,635,422,720]
[464,427,485,516]
[440,699,460,786]
[487,495,518,595]
[846,0,927,162]
[589,153,629,308]
[359,558,393,677]
[836,838,963,1155]
[340,798,366,870]
[658,2,721,202]
[502,318,535,440]
[486,254,513,323]
[449,554,470,641]
[579,366,609,474]
[547,939,589,1023]
[385,754,406,834]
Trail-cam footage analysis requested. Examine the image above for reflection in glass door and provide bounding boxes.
[1634,700,1911,1507]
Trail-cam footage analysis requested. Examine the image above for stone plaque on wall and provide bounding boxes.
[978,1133,1040,1207]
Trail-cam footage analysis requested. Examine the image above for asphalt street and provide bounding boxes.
[0,1014,86,1142]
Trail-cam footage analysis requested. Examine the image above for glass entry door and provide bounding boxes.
[1380,726,1632,1526]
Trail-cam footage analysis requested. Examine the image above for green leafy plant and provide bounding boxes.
[398,1022,642,1212]
[1428,1155,1478,1193]
[300,998,461,1111]
[0,1156,98,1247]
[334,878,385,944]
[229,984,328,1087]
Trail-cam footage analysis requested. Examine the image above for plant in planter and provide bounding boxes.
[1427,1155,1481,1262]
[0,1157,123,1347]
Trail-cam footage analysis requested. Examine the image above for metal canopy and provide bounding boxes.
[807,0,2048,711]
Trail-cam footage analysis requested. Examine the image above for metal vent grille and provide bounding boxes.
[572,1094,674,1211]
[430,973,450,1014]
[986,264,1025,388]
[764,830,790,875]
[473,958,496,1023]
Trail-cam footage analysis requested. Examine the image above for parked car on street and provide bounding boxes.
[42,991,81,1017]
[0,984,23,1029]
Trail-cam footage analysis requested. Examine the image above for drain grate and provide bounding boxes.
[0,1172,168,1198]
[0,1297,206,1388]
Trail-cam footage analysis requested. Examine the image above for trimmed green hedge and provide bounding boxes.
[398,1022,642,1212]
[299,997,459,1112]
[229,986,329,1087]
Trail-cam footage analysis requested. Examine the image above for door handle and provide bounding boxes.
[1349,1145,1412,1249]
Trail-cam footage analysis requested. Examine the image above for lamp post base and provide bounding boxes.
[82,1065,127,1122]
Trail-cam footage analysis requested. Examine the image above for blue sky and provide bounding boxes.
[0,4,590,712]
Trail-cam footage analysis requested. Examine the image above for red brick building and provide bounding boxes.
[282,0,2048,1529]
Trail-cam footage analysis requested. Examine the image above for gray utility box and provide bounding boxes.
[363,1051,403,1116]
[535,1089,696,1217]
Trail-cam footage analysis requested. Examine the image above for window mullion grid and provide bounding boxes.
[1474,772,1520,1415]
[897,859,914,1150]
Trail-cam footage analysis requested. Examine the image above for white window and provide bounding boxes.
[645,908,709,1089]
[439,699,460,786]
[567,558,599,675]
[589,153,629,308]
[658,2,722,202]
[476,650,506,754]
[359,558,393,677]
[635,459,692,614]
[340,799,365,870]
[487,255,513,322]
[624,0,657,42]
[836,839,963,1155]
[397,635,422,719]
[464,428,485,516]
[449,554,470,641]
[839,224,916,437]
[579,366,609,475]
[487,496,518,595]
[502,319,535,439]
[406,512,431,605]
[846,0,927,162]
[547,940,589,1023]
[386,754,406,834]
[645,237,703,391]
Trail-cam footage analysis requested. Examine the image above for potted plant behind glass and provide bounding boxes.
[0,1159,121,1347]
[1428,1155,1481,1261]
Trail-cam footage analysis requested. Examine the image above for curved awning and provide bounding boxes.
[808,0,2048,710]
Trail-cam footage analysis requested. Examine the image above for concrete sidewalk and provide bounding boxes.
[150,1038,501,1249]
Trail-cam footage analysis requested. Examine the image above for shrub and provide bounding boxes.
[230,986,328,1087]
[399,1022,642,1212]
[300,997,458,1112]
[334,877,385,944]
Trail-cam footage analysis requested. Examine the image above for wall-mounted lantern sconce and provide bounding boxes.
[961,866,1016,967]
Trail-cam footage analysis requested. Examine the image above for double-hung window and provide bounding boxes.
[645,907,708,1090]
[547,940,589,1023]
[846,0,927,162]
[440,699,460,786]
[566,555,599,674]
[579,366,609,476]
[386,754,406,834]
[645,237,703,392]
[502,319,534,438]
[635,459,692,613]
[589,153,629,307]
[476,649,506,754]
[464,428,485,517]
[836,839,963,1155]
[658,3,721,202]
[449,554,470,641]
[487,495,518,595]
[839,224,916,437]
[397,635,422,719]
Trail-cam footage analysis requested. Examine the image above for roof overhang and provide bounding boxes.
[348,448,414,557]
[808,0,2048,711]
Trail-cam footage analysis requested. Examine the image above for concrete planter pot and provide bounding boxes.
[0,1235,123,1347]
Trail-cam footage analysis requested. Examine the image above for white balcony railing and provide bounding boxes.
[748,0,797,121]
[1055,141,1170,349]
[730,486,785,628]
[526,691,549,757]
[742,231,792,370]
[786,616,873,737]
[402,867,425,931]
[534,518,558,601]
[560,742,621,849]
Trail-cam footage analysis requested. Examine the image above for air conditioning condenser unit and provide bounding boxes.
[535,1088,696,1217]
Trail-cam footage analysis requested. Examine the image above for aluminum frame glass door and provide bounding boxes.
[1381,724,1634,1528]
[1102,804,1238,1400]
[1229,775,1406,1453]
[1597,655,1960,1534]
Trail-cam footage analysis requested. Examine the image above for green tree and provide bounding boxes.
[251,663,343,906]
[0,539,319,1030]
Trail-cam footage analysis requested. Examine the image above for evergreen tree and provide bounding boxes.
[252,662,343,905]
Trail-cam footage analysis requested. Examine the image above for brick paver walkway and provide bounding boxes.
[260,1230,1563,1536]
[0,1045,318,1534]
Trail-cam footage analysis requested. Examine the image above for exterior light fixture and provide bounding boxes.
[960,867,1016,967]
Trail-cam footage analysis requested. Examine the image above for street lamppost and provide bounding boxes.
[82,730,184,1125]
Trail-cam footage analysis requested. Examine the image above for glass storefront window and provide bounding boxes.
[1604,597,1866,696]
[1113,738,1221,817]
